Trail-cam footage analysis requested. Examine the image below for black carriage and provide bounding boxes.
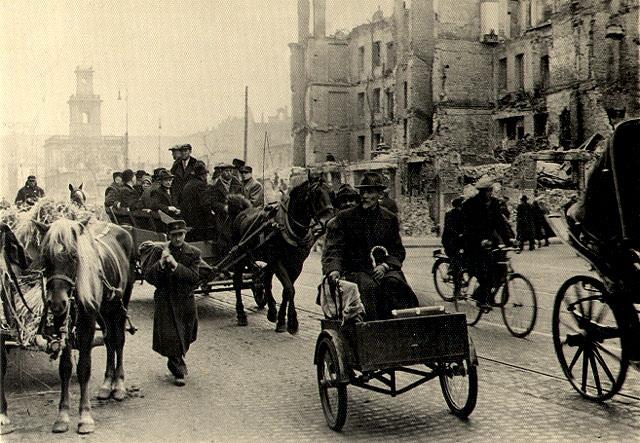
[550,119,640,401]
[107,207,266,306]
[314,309,478,431]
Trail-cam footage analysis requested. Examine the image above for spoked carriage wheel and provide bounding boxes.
[552,276,629,402]
[500,273,538,338]
[439,358,478,418]
[433,258,455,302]
[453,276,482,326]
[316,338,348,431]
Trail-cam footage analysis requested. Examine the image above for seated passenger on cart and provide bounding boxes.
[322,172,419,321]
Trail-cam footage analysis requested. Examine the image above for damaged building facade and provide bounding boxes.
[493,0,640,152]
[291,0,640,169]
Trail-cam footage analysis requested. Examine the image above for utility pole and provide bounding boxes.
[243,86,249,163]
[118,88,129,168]
[158,117,162,165]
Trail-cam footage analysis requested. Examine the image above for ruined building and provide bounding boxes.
[493,0,639,151]
[44,67,126,199]
[290,0,640,169]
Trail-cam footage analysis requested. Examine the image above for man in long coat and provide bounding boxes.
[170,144,199,209]
[144,220,201,386]
[322,172,418,320]
[181,162,216,241]
[461,177,513,307]
[516,195,536,252]
[210,163,244,247]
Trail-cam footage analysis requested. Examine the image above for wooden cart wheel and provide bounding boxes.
[439,358,478,418]
[316,337,348,431]
[552,276,628,402]
[433,258,455,302]
[500,273,538,338]
[453,276,483,326]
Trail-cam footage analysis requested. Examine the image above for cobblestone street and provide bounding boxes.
[4,245,640,442]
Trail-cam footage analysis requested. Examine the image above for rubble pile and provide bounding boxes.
[535,189,579,214]
[461,163,511,184]
[398,196,434,237]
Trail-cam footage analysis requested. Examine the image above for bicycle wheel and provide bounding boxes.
[501,273,537,338]
[433,258,455,302]
[317,337,348,431]
[439,358,478,418]
[552,276,628,402]
[453,276,482,326]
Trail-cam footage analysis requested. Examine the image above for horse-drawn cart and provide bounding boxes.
[314,310,478,431]
[107,207,266,306]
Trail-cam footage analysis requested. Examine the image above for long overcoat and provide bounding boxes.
[149,186,174,213]
[516,201,536,242]
[210,177,244,246]
[242,177,265,208]
[170,156,199,208]
[144,242,201,357]
[181,176,216,240]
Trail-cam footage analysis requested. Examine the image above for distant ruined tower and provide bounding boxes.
[68,67,102,137]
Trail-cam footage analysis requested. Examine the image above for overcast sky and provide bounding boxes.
[1,0,393,137]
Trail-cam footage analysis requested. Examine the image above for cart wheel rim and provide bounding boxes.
[501,274,537,338]
[552,276,628,401]
[439,359,477,417]
[317,343,347,428]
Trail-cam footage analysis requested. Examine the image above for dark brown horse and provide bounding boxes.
[230,174,334,334]
[40,219,135,434]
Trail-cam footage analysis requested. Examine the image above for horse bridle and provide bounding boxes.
[286,182,334,236]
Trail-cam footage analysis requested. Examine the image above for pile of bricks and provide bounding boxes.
[398,196,434,237]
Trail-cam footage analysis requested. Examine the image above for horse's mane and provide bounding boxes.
[42,219,129,309]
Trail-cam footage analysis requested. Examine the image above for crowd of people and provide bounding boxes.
[104,144,265,241]
[441,177,554,308]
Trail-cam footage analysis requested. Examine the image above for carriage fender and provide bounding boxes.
[313,329,352,384]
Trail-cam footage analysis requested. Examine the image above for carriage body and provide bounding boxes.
[314,312,477,431]
[551,119,640,403]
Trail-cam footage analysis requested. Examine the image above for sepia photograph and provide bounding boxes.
[1,0,640,441]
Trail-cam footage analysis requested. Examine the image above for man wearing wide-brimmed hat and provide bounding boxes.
[144,219,201,386]
[461,176,513,307]
[322,172,419,320]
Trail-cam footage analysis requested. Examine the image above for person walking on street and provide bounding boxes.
[170,144,199,209]
[150,170,181,217]
[239,165,264,208]
[144,220,201,386]
[516,195,536,252]
[15,175,45,207]
[532,197,551,247]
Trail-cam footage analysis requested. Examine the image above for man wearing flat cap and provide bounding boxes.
[15,175,45,208]
[239,165,264,208]
[322,172,418,320]
[170,144,199,209]
[144,219,201,386]
[181,161,216,241]
[461,176,513,307]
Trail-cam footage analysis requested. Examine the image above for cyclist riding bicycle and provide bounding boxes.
[461,177,513,308]
[442,196,465,292]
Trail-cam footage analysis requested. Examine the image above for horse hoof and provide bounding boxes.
[96,387,112,400]
[112,388,127,402]
[275,322,287,333]
[52,419,69,434]
[77,419,95,435]
[237,316,248,327]
[267,309,277,323]
[0,414,14,435]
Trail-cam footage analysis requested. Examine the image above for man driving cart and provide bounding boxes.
[322,172,418,320]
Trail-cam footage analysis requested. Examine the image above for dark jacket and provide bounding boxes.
[149,186,174,213]
[322,204,405,275]
[442,207,464,257]
[210,176,244,213]
[15,183,45,207]
[119,183,140,209]
[137,182,161,210]
[532,201,553,240]
[144,242,201,357]
[380,195,399,215]
[516,201,536,241]
[181,176,215,233]
[242,177,264,208]
[170,156,199,208]
[104,183,120,208]
[461,194,512,256]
